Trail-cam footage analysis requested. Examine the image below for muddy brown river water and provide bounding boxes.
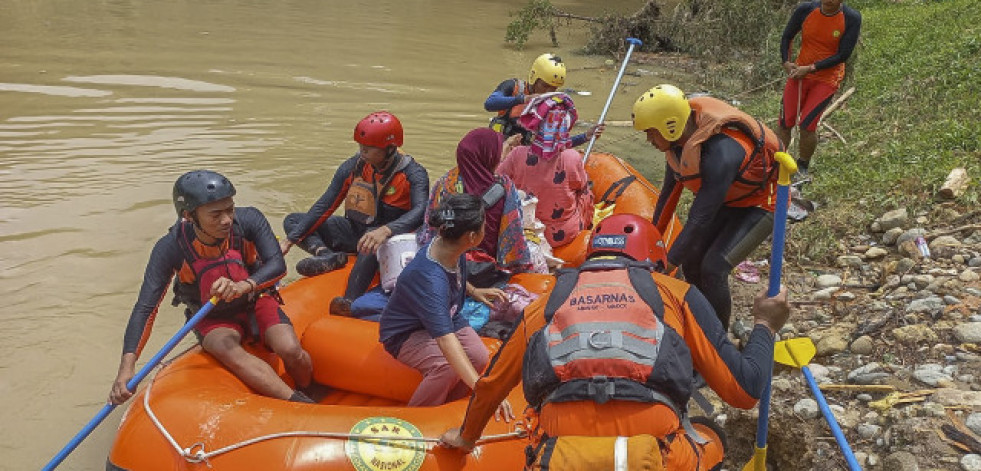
[0,1,674,468]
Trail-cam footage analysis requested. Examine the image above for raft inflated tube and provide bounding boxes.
[304,316,505,403]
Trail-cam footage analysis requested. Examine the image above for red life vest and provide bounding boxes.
[175,222,252,311]
[522,259,694,413]
[667,97,784,210]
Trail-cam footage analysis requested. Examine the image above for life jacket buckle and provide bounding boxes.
[587,331,611,349]
[586,377,616,405]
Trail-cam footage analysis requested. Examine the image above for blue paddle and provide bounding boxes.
[582,37,643,163]
[743,152,796,471]
[43,296,219,471]
[775,338,862,470]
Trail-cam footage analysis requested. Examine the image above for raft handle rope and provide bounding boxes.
[141,367,526,467]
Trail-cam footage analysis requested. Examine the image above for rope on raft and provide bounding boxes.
[141,367,526,468]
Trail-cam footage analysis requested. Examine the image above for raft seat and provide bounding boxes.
[303,316,504,405]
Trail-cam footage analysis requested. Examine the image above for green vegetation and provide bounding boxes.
[506,0,980,262]
[504,0,563,49]
[738,0,981,261]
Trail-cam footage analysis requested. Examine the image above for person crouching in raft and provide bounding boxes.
[440,214,790,470]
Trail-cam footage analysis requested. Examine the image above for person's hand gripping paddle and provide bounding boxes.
[743,151,795,471]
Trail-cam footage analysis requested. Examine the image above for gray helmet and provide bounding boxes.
[173,170,236,217]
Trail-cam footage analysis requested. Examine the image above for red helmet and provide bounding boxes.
[588,214,668,268]
[354,111,403,148]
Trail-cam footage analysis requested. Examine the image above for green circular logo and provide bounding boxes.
[345,416,426,471]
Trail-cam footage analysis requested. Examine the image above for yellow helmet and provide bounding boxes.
[631,84,691,142]
[528,53,566,88]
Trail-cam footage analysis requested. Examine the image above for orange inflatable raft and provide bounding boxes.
[106,153,679,471]
[108,268,555,471]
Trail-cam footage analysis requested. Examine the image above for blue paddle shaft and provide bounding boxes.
[752,171,793,451]
[768,183,790,297]
[43,299,218,471]
[583,37,642,162]
[802,366,863,471]
[754,381,773,449]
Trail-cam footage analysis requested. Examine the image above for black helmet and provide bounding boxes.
[173,170,236,217]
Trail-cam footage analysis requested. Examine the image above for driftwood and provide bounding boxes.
[934,388,981,408]
[818,384,895,393]
[937,167,970,200]
[926,224,981,241]
[940,409,981,454]
[954,209,981,225]
[818,86,856,124]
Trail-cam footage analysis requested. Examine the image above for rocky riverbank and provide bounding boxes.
[717,204,981,470]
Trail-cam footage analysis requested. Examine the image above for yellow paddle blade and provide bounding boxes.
[742,446,768,471]
[592,202,616,227]
[773,338,816,368]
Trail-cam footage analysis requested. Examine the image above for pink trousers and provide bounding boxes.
[396,326,489,406]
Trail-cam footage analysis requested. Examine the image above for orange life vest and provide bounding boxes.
[497,79,528,119]
[522,259,693,412]
[489,80,533,143]
[344,153,407,225]
[667,97,783,210]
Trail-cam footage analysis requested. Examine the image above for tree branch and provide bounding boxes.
[552,11,600,22]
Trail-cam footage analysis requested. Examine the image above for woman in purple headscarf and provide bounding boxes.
[497,93,596,248]
[418,128,532,274]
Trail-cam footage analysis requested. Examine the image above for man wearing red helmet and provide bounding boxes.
[440,214,790,470]
[281,111,429,315]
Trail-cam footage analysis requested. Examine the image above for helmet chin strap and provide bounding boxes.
[376,146,399,173]
[188,212,226,245]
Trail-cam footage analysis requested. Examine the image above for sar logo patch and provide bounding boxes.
[346,417,426,471]
[833,30,841,38]
[385,186,397,196]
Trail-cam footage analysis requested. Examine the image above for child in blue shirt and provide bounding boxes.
[379,194,511,416]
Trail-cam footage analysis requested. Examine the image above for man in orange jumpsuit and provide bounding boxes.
[441,214,790,470]
[778,0,862,177]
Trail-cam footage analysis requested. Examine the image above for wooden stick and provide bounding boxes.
[730,77,786,99]
[953,209,981,225]
[818,384,896,393]
[822,121,847,144]
[926,224,981,240]
[552,11,600,22]
[819,86,856,124]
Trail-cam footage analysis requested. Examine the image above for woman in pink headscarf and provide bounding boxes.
[496,93,598,248]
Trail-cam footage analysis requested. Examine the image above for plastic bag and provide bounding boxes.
[490,284,540,323]
[460,298,491,330]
